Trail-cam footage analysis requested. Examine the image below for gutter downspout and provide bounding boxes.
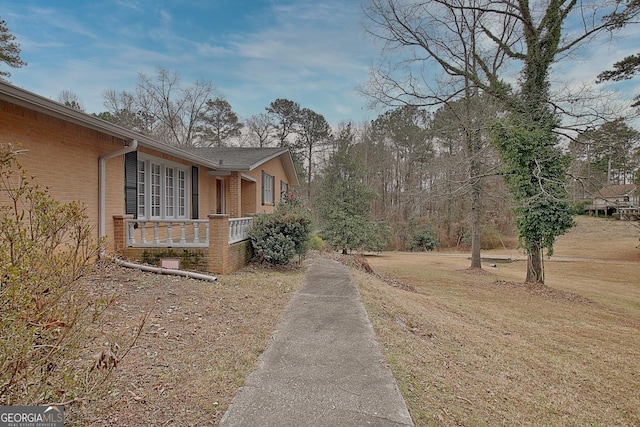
[112,257,217,281]
[98,139,138,256]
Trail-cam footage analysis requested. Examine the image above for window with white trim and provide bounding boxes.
[151,163,161,217]
[178,170,186,217]
[165,167,175,217]
[137,156,189,219]
[262,171,275,205]
[137,161,146,218]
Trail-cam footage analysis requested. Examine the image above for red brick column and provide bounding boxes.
[112,215,133,254]
[208,214,230,274]
[228,171,242,218]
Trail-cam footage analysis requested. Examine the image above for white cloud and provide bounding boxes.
[5,0,377,126]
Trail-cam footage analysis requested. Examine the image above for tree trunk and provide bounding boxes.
[470,178,482,269]
[468,124,482,269]
[307,144,313,199]
[525,243,544,284]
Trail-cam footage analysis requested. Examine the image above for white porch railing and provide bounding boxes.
[229,217,253,244]
[126,219,210,248]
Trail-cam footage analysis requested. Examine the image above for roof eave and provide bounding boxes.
[0,81,218,170]
[215,148,299,186]
[279,151,300,187]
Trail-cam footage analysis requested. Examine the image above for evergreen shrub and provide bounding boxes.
[248,192,312,265]
[410,226,439,251]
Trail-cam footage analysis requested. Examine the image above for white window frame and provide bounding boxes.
[151,163,161,218]
[262,171,275,206]
[137,155,190,220]
[165,167,175,217]
[137,160,146,218]
[178,170,186,217]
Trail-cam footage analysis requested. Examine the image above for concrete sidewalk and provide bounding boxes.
[220,258,414,427]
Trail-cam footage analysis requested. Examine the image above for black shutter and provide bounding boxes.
[124,151,138,218]
[261,171,265,205]
[191,166,199,219]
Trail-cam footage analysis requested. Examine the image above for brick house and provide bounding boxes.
[0,81,298,274]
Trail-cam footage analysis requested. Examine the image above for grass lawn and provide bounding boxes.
[355,216,640,426]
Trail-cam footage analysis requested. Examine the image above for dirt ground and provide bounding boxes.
[76,216,639,426]
[81,262,304,426]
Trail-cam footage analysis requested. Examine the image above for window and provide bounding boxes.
[165,167,175,217]
[151,163,161,218]
[262,171,275,205]
[137,156,189,219]
[178,170,186,217]
[280,180,289,200]
[137,161,146,218]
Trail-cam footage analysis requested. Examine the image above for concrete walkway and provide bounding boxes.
[220,258,414,427]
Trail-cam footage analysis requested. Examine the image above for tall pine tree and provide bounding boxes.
[0,17,26,79]
[315,123,388,253]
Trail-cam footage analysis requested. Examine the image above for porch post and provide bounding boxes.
[208,214,230,274]
[228,171,242,218]
[112,215,133,254]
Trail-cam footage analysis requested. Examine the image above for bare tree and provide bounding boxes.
[245,113,275,147]
[371,106,432,220]
[363,0,639,283]
[58,89,85,112]
[364,0,512,268]
[100,89,155,135]
[135,67,215,147]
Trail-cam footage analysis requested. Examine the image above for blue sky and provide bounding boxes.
[2,0,639,128]
[3,0,377,126]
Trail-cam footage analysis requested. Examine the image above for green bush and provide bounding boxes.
[248,192,312,265]
[308,234,325,251]
[410,226,439,251]
[570,200,588,215]
[364,221,392,252]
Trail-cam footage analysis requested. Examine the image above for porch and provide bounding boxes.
[113,215,254,275]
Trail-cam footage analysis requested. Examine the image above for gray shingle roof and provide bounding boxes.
[596,184,638,198]
[0,80,299,185]
[183,147,289,170]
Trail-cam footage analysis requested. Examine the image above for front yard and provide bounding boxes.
[83,262,303,426]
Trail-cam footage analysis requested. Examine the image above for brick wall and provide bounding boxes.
[241,179,257,215]
[207,214,253,274]
[0,100,125,252]
[121,247,211,272]
[245,157,291,214]
[227,240,253,272]
[1,99,264,274]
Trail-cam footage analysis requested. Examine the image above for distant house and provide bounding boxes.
[0,81,298,274]
[585,184,639,218]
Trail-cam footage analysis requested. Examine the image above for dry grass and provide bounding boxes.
[74,216,638,426]
[354,216,640,426]
[82,262,304,426]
